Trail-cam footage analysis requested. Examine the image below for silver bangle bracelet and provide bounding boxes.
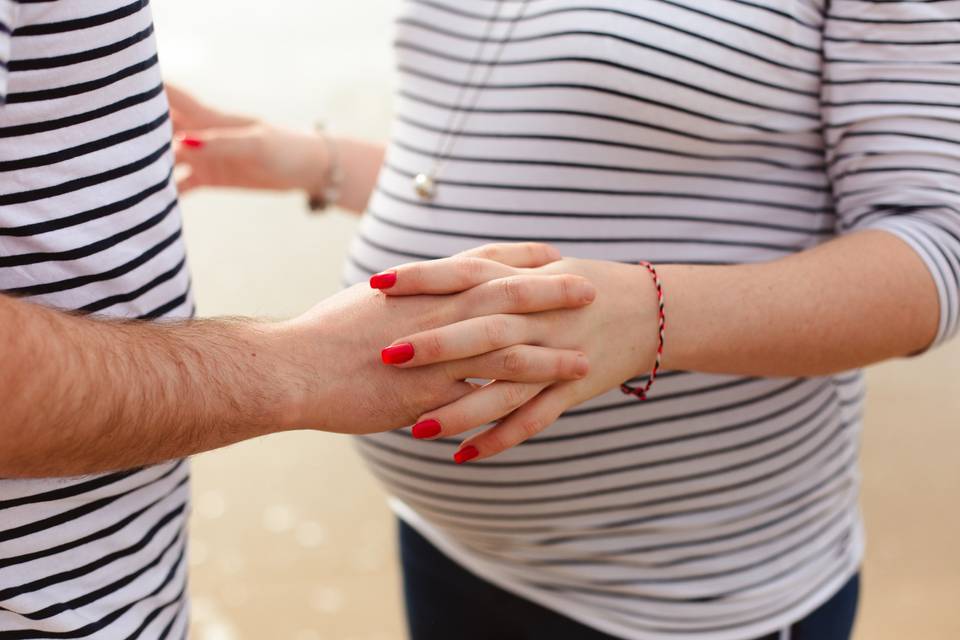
[308,122,344,212]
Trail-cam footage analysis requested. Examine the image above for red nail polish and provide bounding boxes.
[412,419,442,439]
[454,446,479,465]
[381,343,414,365]
[181,137,204,149]
[369,272,397,290]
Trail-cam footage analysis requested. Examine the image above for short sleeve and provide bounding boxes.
[0,1,14,101]
[822,1,960,347]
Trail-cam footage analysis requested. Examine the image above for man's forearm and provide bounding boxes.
[659,230,941,377]
[0,295,298,478]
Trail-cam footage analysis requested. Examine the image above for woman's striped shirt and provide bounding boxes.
[344,1,960,639]
[0,1,191,637]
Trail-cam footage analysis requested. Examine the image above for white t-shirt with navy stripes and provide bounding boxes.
[345,2,960,639]
[0,1,191,637]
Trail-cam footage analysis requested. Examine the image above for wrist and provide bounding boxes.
[222,320,309,433]
[619,262,663,380]
[305,128,343,211]
[256,317,334,432]
[651,264,691,372]
[298,130,332,197]
[253,123,332,195]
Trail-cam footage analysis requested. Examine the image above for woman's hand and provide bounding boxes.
[278,243,598,434]
[379,255,660,462]
[166,83,327,195]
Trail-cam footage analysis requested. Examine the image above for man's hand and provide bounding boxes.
[273,243,596,433]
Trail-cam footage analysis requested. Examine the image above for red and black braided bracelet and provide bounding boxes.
[621,261,665,402]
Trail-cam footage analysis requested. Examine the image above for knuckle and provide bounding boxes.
[483,316,510,348]
[502,383,531,409]
[500,277,528,308]
[484,429,514,455]
[517,416,546,441]
[422,332,446,360]
[474,244,503,261]
[558,275,578,304]
[457,257,484,285]
[529,242,559,264]
[501,348,527,376]
[555,353,574,378]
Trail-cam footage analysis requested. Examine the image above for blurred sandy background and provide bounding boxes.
[152,2,960,639]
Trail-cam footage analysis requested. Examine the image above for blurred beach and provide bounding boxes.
[153,2,960,639]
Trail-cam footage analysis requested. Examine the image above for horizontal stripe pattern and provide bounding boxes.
[0,1,191,638]
[347,1,960,639]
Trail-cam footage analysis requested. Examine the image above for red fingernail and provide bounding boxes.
[412,419,442,439]
[369,271,397,290]
[381,343,414,365]
[454,446,479,465]
[181,137,204,149]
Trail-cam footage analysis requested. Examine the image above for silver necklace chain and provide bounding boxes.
[414,0,531,200]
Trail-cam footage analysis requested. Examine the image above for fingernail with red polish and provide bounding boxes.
[454,446,479,465]
[381,343,415,365]
[181,137,204,149]
[370,271,397,290]
[412,419,442,439]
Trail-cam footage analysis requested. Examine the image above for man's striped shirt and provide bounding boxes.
[0,1,191,637]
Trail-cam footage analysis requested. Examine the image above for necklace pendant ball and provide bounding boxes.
[414,172,437,201]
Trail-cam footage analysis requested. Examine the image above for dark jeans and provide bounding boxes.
[399,520,859,640]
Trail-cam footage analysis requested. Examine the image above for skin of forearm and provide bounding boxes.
[333,136,387,213]
[0,296,299,478]
[657,229,941,377]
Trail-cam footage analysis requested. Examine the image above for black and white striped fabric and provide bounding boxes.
[345,1,960,638]
[0,1,191,637]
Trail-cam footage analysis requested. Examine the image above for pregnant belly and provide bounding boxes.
[342,189,860,594]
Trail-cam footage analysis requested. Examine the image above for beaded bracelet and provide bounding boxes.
[621,261,665,402]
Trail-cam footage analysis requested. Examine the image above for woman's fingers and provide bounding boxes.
[164,83,258,131]
[381,277,592,368]
[382,314,530,367]
[173,129,259,192]
[381,276,593,368]
[371,256,516,295]
[370,243,562,295]
[449,345,589,383]
[381,275,594,369]
[456,242,561,268]
[452,383,579,462]
[174,129,249,164]
[456,274,595,319]
[410,381,547,441]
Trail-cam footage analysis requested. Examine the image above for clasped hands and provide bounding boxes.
[276,243,660,463]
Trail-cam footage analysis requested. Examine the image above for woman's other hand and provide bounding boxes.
[379,249,661,463]
[165,83,327,195]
